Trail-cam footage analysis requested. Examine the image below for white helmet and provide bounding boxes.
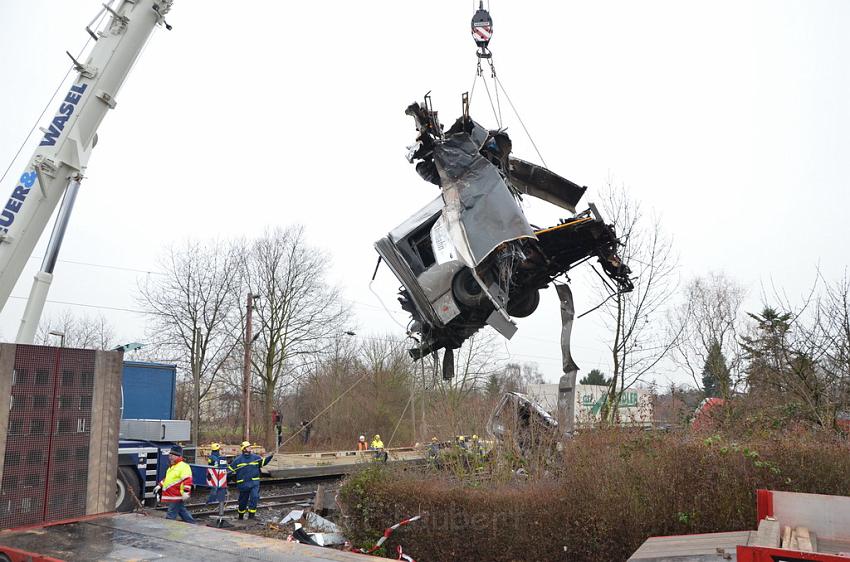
[359,435,365,441]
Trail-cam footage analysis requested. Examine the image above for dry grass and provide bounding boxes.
[338,428,850,561]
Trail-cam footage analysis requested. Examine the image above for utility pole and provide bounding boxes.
[243,293,257,442]
[192,327,202,445]
[410,374,417,444]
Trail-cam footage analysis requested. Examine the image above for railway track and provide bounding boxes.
[155,488,337,518]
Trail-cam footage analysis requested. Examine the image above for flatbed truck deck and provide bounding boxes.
[629,490,850,562]
[0,513,373,562]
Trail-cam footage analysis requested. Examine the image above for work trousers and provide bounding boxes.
[165,500,196,523]
[238,483,260,514]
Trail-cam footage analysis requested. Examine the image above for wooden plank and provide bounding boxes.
[797,527,813,552]
[782,526,792,549]
[753,518,781,548]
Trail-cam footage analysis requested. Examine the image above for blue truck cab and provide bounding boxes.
[116,362,211,511]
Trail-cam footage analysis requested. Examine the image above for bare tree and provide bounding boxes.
[669,272,746,397]
[597,182,679,422]
[36,310,117,349]
[243,226,349,448]
[439,331,506,395]
[139,240,243,444]
[419,331,507,437]
[743,270,850,428]
[816,270,850,413]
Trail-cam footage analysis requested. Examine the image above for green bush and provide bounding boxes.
[338,429,850,561]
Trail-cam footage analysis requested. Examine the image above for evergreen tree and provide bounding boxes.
[484,373,503,399]
[701,340,731,398]
[580,369,609,386]
[740,306,793,392]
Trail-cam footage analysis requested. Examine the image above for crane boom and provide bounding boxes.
[0,0,173,342]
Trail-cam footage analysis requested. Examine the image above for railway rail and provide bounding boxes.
[156,490,320,517]
[154,484,340,518]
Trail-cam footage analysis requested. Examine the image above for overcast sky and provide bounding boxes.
[0,1,847,387]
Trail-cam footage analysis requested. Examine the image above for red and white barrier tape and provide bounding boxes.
[358,515,422,555]
[396,545,416,561]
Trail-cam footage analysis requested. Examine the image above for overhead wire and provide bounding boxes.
[6,295,152,315]
[28,255,164,276]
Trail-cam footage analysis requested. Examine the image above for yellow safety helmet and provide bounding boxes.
[240,441,251,450]
[458,435,465,441]
[431,436,438,442]
[373,434,381,439]
[210,442,221,451]
[472,434,478,440]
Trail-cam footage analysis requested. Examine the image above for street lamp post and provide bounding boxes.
[48,330,65,348]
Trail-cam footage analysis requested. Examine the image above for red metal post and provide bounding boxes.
[756,489,773,522]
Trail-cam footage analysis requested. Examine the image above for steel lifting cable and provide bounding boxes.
[480,76,502,129]
[386,391,415,448]
[274,334,424,455]
[489,59,503,127]
[494,74,548,168]
[0,7,109,189]
[272,370,371,453]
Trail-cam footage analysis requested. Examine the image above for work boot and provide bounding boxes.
[237,513,244,520]
[248,512,256,519]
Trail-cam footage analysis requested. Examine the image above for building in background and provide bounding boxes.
[526,383,653,427]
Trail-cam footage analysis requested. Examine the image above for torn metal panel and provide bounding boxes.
[556,284,578,434]
[434,121,536,269]
[508,157,587,213]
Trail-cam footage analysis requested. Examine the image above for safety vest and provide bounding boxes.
[357,441,368,451]
[371,439,384,449]
[228,452,274,488]
[159,459,192,503]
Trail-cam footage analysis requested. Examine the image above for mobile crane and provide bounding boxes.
[0,0,173,343]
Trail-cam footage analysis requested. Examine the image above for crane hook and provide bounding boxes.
[471,1,493,59]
